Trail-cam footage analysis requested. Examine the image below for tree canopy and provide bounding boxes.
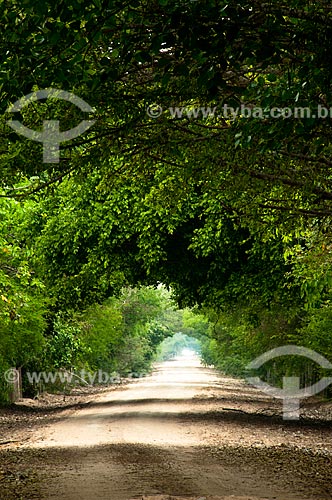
[1,0,332,400]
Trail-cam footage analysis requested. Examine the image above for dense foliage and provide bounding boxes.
[1,1,332,401]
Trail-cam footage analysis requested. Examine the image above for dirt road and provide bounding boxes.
[1,354,332,500]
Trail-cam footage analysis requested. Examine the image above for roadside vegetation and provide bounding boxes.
[1,1,332,402]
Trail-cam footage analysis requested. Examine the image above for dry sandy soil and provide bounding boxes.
[1,355,332,500]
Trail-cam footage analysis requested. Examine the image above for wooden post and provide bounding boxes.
[9,367,22,402]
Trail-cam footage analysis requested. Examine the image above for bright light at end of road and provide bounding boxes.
[180,348,197,357]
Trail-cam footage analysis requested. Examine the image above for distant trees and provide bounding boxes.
[1,1,332,400]
[79,286,173,375]
[157,332,201,361]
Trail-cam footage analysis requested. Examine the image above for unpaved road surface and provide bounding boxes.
[1,355,332,500]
